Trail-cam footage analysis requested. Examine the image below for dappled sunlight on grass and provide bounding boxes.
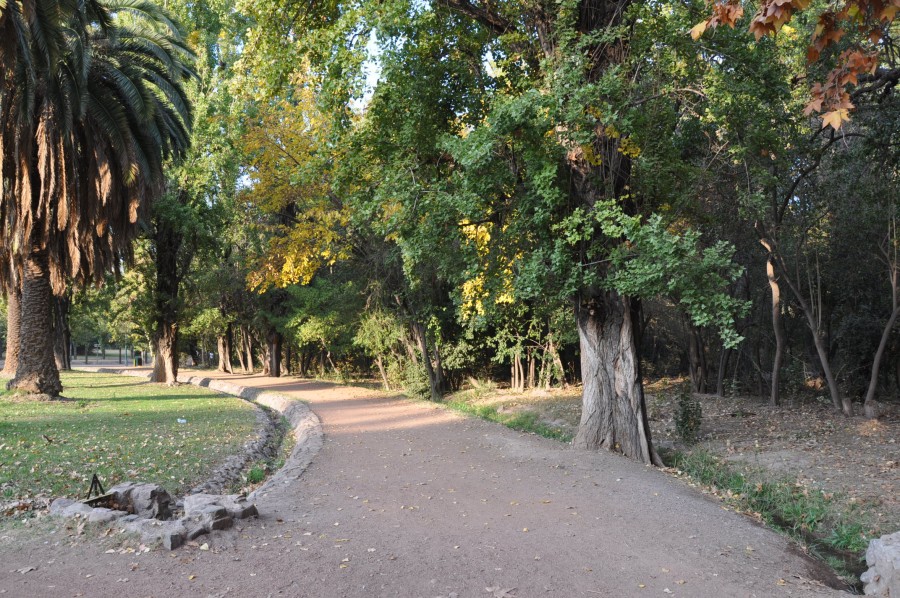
[0,371,257,501]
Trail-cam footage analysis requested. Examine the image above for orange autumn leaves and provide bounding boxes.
[693,0,897,128]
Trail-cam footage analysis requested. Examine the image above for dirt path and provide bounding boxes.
[0,372,848,597]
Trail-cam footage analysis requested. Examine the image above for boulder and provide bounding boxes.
[49,498,93,518]
[184,492,255,523]
[123,518,187,550]
[862,531,900,597]
[49,498,77,515]
[109,483,172,520]
[87,507,128,524]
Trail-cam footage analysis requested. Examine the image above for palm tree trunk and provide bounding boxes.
[2,280,21,377]
[7,246,62,396]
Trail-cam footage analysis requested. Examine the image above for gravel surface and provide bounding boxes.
[0,372,849,597]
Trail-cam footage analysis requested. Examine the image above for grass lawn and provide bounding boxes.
[0,371,258,501]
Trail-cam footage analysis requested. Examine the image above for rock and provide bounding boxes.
[184,493,257,520]
[862,531,900,597]
[160,524,186,550]
[109,483,172,520]
[221,495,258,520]
[184,522,208,541]
[123,519,186,550]
[87,507,128,524]
[62,502,94,518]
[183,494,221,518]
[49,498,77,515]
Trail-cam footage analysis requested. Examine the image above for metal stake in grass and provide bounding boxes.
[86,473,105,500]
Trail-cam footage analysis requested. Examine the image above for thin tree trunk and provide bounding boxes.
[865,219,900,418]
[375,354,389,389]
[772,249,849,414]
[760,243,785,407]
[235,328,247,373]
[411,321,443,401]
[284,344,292,376]
[2,279,20,377]
[573,293,660,465]
[716,346,731,398]
[217,323,233,374]
[864,305,900,418]
[243,325,255,373]
[548,335,566,387]
[8,246,62,396]
[687,324,707,394]
[528,353,535,389]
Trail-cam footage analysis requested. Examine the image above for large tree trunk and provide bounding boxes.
[7,247,62,396]
[217,322,233,374]
[266,329,282,377]
[52,294,71,371]
[152,322,178,385]
[573,293,660,465]
[2,279,21,377]
[150,216,182,385]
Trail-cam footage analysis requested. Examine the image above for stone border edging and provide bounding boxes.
[87,368,324,500]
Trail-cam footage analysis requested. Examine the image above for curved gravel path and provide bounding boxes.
[0,371,847,597]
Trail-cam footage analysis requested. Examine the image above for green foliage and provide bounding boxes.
[595,206,749,348]
[245,465,266,484]
[674,390,703,444]
[442,397,573,442]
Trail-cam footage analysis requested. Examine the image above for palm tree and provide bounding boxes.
[0,0,193,395]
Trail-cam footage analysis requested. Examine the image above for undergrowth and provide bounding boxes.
[233,413,295,493]
[668,449,873,586]
[442,394,572,442]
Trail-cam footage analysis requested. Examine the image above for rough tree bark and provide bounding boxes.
[2,278,20,377]
[7,246,62,396]
[573,293,661,464]
[217,322,233,373]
